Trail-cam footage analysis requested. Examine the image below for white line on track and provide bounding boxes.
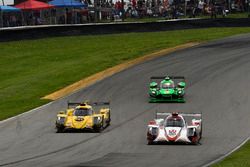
[0,101,53,124]
[202,136,250,167]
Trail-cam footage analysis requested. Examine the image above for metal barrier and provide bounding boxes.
[0,18,250,42]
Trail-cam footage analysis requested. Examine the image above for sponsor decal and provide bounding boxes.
[75,117,84,121]
[168,129,177,136]
[166,129,180,141]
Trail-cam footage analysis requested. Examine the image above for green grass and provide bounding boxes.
[226,12,250,18]
[1,27,250,120]
[197,12,250,19]
[123,12,250,22]
[213,141,250,167]
[125,17,166,22]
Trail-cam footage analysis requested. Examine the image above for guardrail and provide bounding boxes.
[0,18,250,42]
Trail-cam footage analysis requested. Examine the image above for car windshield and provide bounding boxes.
[74,108,92,116]
[161,82,175,89]
[165,118,184,127]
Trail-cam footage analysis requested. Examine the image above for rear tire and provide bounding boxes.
[106,119,111,127]
[199,124,203,139]
[106,111,111,127]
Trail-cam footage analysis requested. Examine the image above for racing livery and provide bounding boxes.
[149,76,186,103]
[55,101,111,133]
[147,112,202,145]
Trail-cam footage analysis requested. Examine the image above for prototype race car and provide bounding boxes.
[147,112,202,145]
[55,101,111,133]
[149,76,186,103]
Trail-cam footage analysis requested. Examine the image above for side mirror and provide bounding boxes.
[58,111,65,115]
[150,82,158,88]
[177,82,186,88]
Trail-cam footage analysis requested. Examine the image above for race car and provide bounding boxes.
[147,112,202,145]
[149,76,186,103]
[55,101,111,133]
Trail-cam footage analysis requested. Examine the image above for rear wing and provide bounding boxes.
[67,101,110,109]
[155,112,202,119]
[92,102,110,106]
[67,102,81,109]
[150,76,185,81]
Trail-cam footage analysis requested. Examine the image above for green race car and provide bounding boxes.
[149,76,186,103]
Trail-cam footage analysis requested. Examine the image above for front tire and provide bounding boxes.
[56,127,64,133]
[93,125,103,132]
[147,140,154,145]
[94,116,104,132]
[191,132,199,145]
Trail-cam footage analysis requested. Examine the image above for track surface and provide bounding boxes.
[1,34,250,167]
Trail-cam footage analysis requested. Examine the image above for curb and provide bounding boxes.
[42,42,200,100]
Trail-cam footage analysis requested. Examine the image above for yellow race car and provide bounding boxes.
[55,101,111,133]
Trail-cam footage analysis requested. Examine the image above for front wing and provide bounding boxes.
[149,96,185,103]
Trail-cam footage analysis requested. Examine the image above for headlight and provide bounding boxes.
[178,90,182,94]
[151,127,158,135]
[57,117,65,125]
[94,117,102,124]
[152,91,156,94]
[57,117,65,121]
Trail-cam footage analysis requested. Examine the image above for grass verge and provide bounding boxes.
[213,141,250,167]
[1,27,250,121]
[43,42,199,100]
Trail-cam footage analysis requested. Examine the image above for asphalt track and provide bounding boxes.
[1,34,250,167]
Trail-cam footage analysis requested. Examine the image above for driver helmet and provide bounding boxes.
[164,76,170,81]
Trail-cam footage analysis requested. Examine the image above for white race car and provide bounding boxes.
[147,112,202,145]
